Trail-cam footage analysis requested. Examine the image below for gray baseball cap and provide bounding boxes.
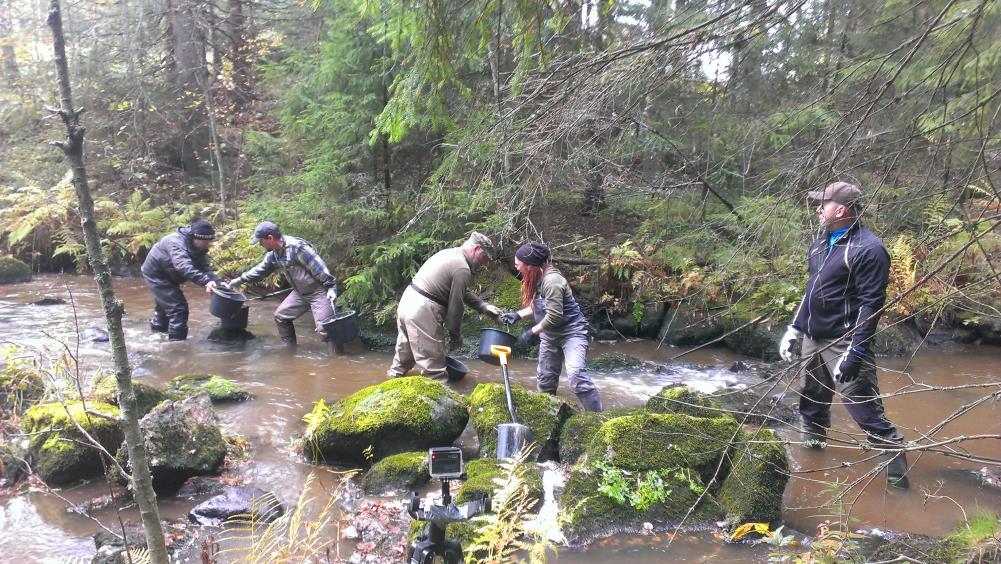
[250,221,281,244]
[466,231,496,260]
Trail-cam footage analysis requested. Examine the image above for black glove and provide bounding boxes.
[499,311,521,325]
[516,329,534,351]
[834,349,865,384]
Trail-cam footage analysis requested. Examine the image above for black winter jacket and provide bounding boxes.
[791,223,890,354]
[141,227,220,287]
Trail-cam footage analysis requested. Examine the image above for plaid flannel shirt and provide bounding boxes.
[241,235,336,289]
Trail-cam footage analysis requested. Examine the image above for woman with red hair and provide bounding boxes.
[500,242,603,412]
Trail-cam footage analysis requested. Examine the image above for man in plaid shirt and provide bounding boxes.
[228,221,338,347]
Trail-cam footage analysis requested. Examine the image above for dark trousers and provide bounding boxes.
[799,336,903,444]
[145,279,189,339]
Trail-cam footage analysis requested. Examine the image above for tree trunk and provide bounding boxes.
[228,0,251,107]
[165,0,208,172]
[0,0,19,81]
[45,2,168,563]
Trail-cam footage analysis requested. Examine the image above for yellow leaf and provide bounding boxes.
[730,522,771,541]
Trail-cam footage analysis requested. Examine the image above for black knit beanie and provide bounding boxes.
[515,242,550,266]
[189,219,216,241]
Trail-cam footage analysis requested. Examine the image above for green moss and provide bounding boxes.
[170,374,250,402]
[21,401,123,486]
[308,376,469,465]
[468,383,574,461]
[491,275,525,312]
[949,511,1001,546]
[558,407,642,464]
[558,463,723,546]
[0,364,45,415]
[0,256,31,284]
[362,451,430,494]
[646,385,724,419]
[718,429,789,528]
[454,458,544,508]
[91,376,169,417]
[584,412,739,486]
[586,353,643,372]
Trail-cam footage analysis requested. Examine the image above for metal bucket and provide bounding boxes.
[478,328,516,365]
[322,310,358,344]
[210,287,247,319]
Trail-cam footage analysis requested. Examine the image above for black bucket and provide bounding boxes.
[210,288,247,319]
[478,328,516,365]
[445,356,468,382]
[219,305,249,330]
[322,310,358,344]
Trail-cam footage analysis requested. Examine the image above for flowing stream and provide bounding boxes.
[1,275,999,562]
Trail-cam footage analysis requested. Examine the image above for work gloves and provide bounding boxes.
[499,311,521,325]
[515,329,534,351]
[326,287,339,310]
[226,277,243,289]
[778,325,803,361]
[833,347,866,383]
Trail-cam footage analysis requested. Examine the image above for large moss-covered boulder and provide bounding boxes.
[91,376,169,417]
[718,429,789,528]
[0,364,46,416]
[558,408,643,465]
[657,303,725,346]
[454,458,544,507]
[558,462,723,546]
[116,393,226,491]
[721,310,782,361]
[0,256,31,284]
[305,376,469,466]
[582,413,739,485]
[21,401,123,486]
[362,452,430,494]
[169,373,249,403]
[646,385,724,419]
[469,383,574,461]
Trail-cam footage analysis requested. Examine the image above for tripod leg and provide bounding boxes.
[444,539,464,564]
[408,539,434,564]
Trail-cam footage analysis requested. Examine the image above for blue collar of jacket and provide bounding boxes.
[828,226,850,249]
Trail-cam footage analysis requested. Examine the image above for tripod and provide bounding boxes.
[407,477,491,564]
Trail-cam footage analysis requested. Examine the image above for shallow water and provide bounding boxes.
[1,274,998,562]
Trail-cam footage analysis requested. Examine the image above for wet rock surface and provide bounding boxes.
[169,373,250,403]
[91,375,170,417]
[31,297,66,306]
[0,256,32,284]
[362,451,430,495]
[188,486,284,526]
[91,520,195,564]
[21,401,123,486]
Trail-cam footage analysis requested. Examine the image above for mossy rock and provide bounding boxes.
[718,429,789,528]
[586,353,643,372]
[468,383,574,461]
[720,310,781,361]
[362,452,430,494]
[708,386,799,427]
[868,534,969,563]
[558,407,643,465]
[558,462,723,547]
[1,441,27,488]
[0,256,31,284]
[454,458,544,508]
[657,304,725,346]
[646,385,725,419]
[114,393,227,491]
[0,364,46,416]
[91,376,170,417]
[169,373,250,403]
[306,376,469,466]
[582,412,739,486]
[21,401,123,486]
[870,321,923,357]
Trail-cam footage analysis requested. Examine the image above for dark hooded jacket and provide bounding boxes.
[141,227,220,287]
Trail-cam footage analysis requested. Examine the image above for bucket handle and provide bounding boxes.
[490,345,512,366]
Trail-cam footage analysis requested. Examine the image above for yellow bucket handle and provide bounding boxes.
[490,345,512,366]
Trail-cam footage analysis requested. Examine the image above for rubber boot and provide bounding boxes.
[167,327,188,341]
[879,450,910,489]
[150,319,168,333]
[575,389,603,412]
[275,320,297,347]
[801,422,828,449]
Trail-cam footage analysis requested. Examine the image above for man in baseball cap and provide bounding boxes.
[249,220,281,244]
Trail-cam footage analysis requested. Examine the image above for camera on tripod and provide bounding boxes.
[407,447,491,564]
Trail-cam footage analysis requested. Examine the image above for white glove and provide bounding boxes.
[226,277,243,289]
[326,287,338,308]
[779,325,803,361]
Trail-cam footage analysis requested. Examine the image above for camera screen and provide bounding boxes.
[429,447,462,478]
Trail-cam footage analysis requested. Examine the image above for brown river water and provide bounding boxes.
[1,275,999,562]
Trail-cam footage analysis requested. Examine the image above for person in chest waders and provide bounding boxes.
[226,221,339,348]
[500,242,603,412]
[141,219,222,341]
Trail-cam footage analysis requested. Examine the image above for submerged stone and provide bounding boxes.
[32,297,66,306]
[586,353,644,371]
[21,401,123,486]
[362,451,430,494]
[0,364,46,416]
[207,327,256,344]
[0,256,31,284]
[718,429,789,528]
[305,376,469,466]
[115,393,226,491]
[188,486,284,526]
[169,373,250,403]
[91,375,170,417]
[468,383,574,461]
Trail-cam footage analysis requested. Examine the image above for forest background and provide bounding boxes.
[1,0,999,346]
